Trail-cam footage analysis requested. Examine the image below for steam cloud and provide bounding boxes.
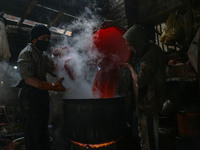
[53,8,102,99]
[0,61,20,103]
[47,8,104,149]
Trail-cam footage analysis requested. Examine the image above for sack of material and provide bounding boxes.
[160,12,185,45]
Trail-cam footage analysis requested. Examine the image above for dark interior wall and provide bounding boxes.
[106,0,128,29]
[6,26,29,66]
[123,0,200,27]
[137,0,187,25]
[103,0,187,27]
[106,0,156,41]
[124,0,138,28]
[166,81,200,111]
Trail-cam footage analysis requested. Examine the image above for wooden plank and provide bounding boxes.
[48,10,64,27]
[18,0,38,27]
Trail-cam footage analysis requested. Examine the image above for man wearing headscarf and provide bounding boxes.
[123,24,166,150]
[17,24,65,150]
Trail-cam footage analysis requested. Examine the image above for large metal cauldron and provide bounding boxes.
[63,96,126,144]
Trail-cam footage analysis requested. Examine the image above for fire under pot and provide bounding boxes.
[62,96,127,149]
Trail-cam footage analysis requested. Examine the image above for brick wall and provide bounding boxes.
[106,0,128,29]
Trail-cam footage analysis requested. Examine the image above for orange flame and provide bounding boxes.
[71,139,118,149]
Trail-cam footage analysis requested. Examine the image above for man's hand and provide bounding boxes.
[39,77,65,91]
[121,63,133,70]
[53,78,65,91]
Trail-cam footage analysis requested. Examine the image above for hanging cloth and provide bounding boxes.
[0,20,11,61]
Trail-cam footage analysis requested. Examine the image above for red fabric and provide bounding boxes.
[92,62,119,98]
[92,26,130,98]
[93,27,130,64]
[64,57,76,80]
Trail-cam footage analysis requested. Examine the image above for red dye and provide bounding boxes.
[92,26,130,98]
[92,62,119,98]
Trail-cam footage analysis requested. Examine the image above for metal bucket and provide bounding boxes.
[62,96,126,144]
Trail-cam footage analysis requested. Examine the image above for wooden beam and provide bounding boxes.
[18,0,38,27]
[48,10,64,27]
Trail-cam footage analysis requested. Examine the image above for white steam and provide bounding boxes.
[0,61,20,103]
[53,8,102,99]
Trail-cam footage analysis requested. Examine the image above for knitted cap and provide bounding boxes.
[30,24,51,42]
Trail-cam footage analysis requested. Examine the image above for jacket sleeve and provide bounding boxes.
[44,53,55,76]
[17,50,35,80]
[137,49,159,89]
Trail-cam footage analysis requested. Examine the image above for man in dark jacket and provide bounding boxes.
[17,24,65,150]
[123,24,166,150]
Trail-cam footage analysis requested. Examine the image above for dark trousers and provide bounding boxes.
[18,86,50,150]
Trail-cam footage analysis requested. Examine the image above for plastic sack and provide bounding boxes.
[160,12,184,45]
